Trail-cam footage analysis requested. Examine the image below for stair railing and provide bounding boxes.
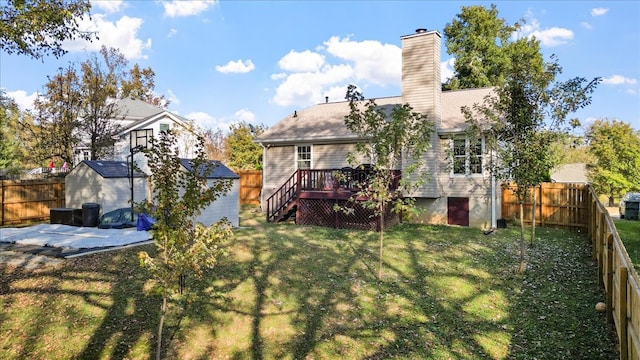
[266,170,300,222]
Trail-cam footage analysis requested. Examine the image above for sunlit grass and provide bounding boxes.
[614,218,640,273]
[0,206,619,359]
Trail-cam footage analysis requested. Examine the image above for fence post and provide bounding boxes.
[606,232,614,324]
[619,266,629,360]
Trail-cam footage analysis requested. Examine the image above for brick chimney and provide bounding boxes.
[401,28,442,128]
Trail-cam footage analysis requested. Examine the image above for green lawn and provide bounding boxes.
[0,207,619,359]
[614,218,640,273]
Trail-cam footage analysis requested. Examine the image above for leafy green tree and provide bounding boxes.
[464,33,599,270]
[79,46,127,160]
[0,0,95,59]
[341,85,433,279]
[586,119,640,205]
[136,130,233,360]
[30,65,83,165]
[224,121,266,170]
[443,4,516,90]
[121,63,169,107]
[0,91,24,175]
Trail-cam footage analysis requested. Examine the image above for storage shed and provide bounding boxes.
[65,160,148,216]
[178,159,240,227]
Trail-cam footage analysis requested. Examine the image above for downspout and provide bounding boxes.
[490,149,497,229]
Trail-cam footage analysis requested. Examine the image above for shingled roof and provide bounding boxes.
[179,159,239,179]
[83,160,146,178]
[256,87,494,144]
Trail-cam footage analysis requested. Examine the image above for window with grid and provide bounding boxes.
[296,145,311,169]
[159,123,170,132]
[451,137,483,175]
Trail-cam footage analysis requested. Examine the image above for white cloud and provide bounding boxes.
[163,0,216,17]
[441,58,455,83]
[323,36,401,86]
[91,0,126,14]
[516,17,573,47]
[65,14,152,60]
[270,36,402,108]
[166,89,180,106]
[185,111,222,130]
[6,90,38,111]
[168,28,178,38]
[232,108,256,122]
[278,50,325,72]
[272,64,353,107]
[216,59,255,74]
[581,22,592,30]
[591,7,609,16]
[602,75,638,85]
[270,72,287,80]
[531,27,574,46]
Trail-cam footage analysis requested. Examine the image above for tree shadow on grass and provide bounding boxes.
[0,245,162,360]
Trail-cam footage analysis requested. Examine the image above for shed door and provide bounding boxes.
[448,197,469,226]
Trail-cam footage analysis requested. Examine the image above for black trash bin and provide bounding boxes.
[82,203,101,227]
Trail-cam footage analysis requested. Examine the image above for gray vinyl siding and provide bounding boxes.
[313,143,368,168]
[263,145,296,201]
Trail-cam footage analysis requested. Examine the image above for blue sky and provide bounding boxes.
[1,1,639,132]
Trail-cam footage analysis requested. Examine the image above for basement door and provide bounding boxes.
[447,197,469,226]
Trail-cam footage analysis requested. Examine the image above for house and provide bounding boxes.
[73,97,199,168]
[178,158,241,227]
[65,160,148,216]
[551,163,588,183]
[255,29,500,229]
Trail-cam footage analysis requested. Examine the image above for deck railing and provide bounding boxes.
[266,168,401,222]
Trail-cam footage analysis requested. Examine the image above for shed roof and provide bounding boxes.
[179,159,239,179]
[82,160,147,178]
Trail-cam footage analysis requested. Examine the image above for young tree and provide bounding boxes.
[341,85,433,279]
[79,46,127,160]
[136,130,233,360]
[224,121,266,170]
[464,35,599,270]
[586,119,640,205]
[0,0,95,59]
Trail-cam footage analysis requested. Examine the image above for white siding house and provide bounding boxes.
[65,160,148,216]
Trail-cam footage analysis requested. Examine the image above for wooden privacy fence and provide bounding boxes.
[501,182,588,229]
[587,186,640,360]
[1,178,65,226]
[236,170,262,206]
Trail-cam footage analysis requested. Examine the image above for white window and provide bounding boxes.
[296,145,312,169]
[159,123,170,132]
[451,137,483,175]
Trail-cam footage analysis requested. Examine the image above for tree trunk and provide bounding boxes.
[518,202,526,273]
[156,294,167,360]
[530,189,536,246]
[378,204,384,280]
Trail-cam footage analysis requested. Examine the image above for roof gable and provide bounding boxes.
[82,160,146,178]
[179,159,239,179]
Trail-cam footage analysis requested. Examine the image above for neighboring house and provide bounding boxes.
[551,163,588,183]
[65,160,148,216]
[255,29,500,229]
[178,159,241,227]
[72,97,199,169]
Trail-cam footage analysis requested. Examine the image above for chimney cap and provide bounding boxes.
[416,28,427,33]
